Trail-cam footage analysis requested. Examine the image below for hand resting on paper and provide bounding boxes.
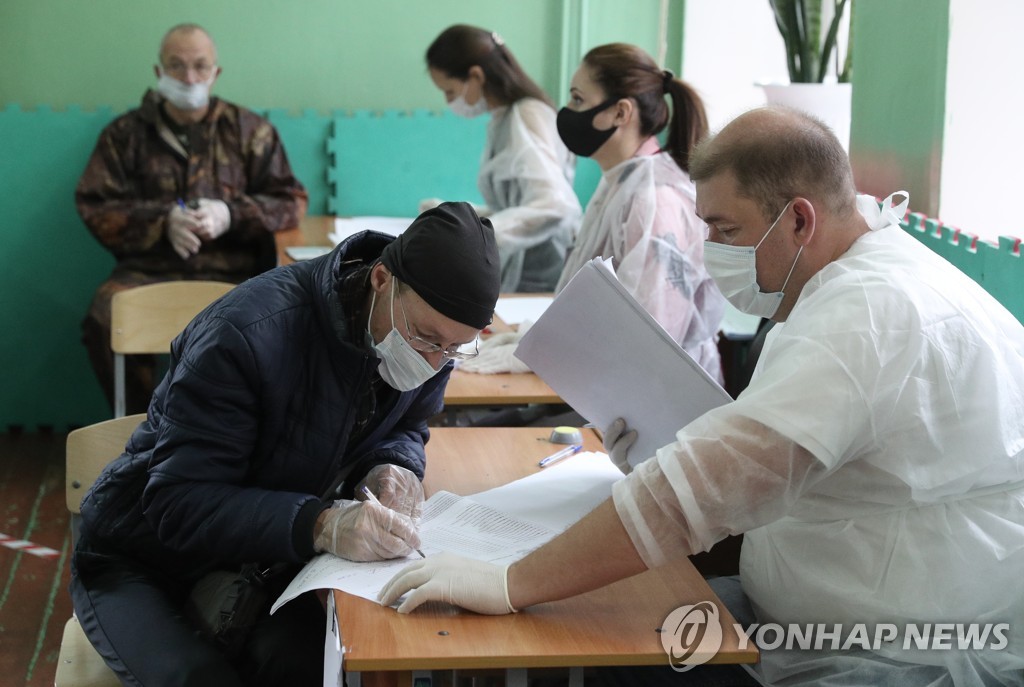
[378,552,516,615]
[603,418,637,475]
[458,320,533,374]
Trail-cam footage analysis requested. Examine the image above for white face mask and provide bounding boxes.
[448,81,488,119]
[157,70,215,111]
[703,201,803,319]
[368,280,441,391]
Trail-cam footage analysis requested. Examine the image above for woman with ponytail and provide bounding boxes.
[556,43,725,382]
[425,25,582,293]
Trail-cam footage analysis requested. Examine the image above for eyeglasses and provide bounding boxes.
[162,61,217,80]
[395,285,479,360]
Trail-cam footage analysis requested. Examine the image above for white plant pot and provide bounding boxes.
[759,83,852,153]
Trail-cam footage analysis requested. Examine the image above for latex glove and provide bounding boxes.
[355,464,424,521]
[167,204,202,259]
[418,197,444,213]
[603,417,637,475]
[458,320,533,375]
[191,199,231,241]
[313,499,421,562]
[378,552,516,615]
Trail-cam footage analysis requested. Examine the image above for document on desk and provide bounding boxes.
[270,452,621,612]
[329,216,414,245]
[493,295,554,326]
[514,257,732,468]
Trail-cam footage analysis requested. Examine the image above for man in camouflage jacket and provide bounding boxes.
[75,23,307,415]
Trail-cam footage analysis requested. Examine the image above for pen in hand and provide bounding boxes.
[538,444,583,468]
[360,485,426,559]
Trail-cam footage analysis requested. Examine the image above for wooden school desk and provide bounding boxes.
[333,427,758,687]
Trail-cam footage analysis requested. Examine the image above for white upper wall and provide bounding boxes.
[940,0,1024,242]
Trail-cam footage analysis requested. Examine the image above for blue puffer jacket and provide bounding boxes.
[78,231,450,580]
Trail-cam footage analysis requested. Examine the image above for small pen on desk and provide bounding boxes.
[538,444,583,468]
[360,485,426,559]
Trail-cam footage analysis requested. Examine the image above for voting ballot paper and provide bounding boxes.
[514,257,732,468]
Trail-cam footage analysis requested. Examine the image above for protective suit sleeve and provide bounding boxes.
[484,100,582,252]
[612,410,830,568]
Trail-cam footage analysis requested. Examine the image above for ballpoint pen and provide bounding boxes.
[538,443,583,468]
[360,485,426,558]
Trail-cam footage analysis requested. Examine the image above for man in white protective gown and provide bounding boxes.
[379,106,1024,687]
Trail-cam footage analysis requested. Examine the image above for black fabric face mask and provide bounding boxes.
[556,98,619,157]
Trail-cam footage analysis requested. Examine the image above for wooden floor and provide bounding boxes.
[0,430,75,687]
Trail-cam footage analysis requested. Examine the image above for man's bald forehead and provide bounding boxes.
[159,23,217,62]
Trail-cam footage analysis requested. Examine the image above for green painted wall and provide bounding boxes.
[849,0,949,217]
[0,0,672,112]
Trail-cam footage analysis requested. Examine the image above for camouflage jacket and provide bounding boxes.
[75,89,308,279]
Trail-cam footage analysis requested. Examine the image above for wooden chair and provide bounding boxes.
[111,281,234,417]
[56,414,146,687]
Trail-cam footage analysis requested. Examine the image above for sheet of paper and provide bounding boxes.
[323,592,343,687]
[286,246,332,261]
[514,257,732,467]
[493,296,554,326]
[271,457,621,612]
[272,491,558,611]
[329,216,414,245]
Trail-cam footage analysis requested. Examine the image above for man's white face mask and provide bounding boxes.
[157,69,215,111]
[703,200,803,320]
[368,279,442,392]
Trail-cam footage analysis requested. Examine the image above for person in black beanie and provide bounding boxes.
[70,201,500,687]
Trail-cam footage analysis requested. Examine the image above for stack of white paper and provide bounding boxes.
[514,258,732,467]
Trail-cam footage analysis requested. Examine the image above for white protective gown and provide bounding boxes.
[613,194,1024,686]
[557,138,725,382]
[479,98,582,293]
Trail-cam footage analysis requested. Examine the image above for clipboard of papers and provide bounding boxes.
[514,258,732,468]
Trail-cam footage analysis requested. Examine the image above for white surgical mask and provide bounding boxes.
[703,201,803,319]
[448,82,488,119]
[368,280,441,391]
[157,70,215,111]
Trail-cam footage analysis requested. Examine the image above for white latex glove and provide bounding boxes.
[603,417,637,475]
[313,499,421,562]
[355,464,424,521]
[418,197,444,213]
[191,198,231,241]
[458,320,533,375]
[378,552,516,615]
[167,204,202,259]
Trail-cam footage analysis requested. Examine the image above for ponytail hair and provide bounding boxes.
[426,24,552,107]
[582,43,708,172]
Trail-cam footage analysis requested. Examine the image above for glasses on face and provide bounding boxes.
[162,61,217,80]
[394,285,479,360]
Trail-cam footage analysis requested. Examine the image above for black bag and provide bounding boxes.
[185,562,287,659]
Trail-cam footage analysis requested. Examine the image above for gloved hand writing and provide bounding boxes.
[191,199,231,241]
[355,464,424,521]
[458,320,533,375]
[313,499,420,562]
[167,204,202,259]
[378,552,516,615]
[603,417,637,475]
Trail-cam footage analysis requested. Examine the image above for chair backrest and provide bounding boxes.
[110,280,234,416]
[66,414,147,516]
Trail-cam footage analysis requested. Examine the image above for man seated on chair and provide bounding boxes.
[71,202,500,687]
[378,109,1024,687]
[75,22,307,415]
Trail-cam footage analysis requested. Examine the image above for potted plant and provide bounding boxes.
[761,0,853,149]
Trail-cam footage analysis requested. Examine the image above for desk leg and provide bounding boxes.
[569,667,584,686]
[506,668,527,687]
